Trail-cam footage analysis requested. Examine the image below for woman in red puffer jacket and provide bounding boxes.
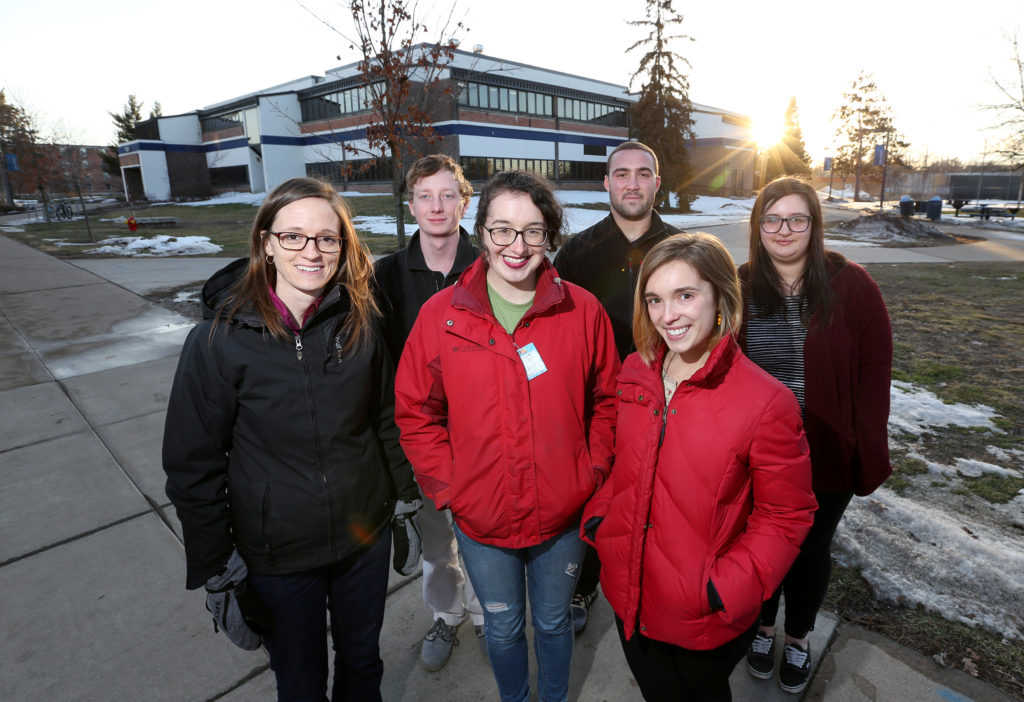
[582,232,816,702]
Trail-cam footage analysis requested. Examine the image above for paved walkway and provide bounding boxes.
[1,223,1018,701]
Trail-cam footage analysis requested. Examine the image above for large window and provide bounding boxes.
[306,157,393,183]
[460,156,604,183]
[457,81,552,117]
[300,84,378,123]
[201,112,243,133]
[209,165,250,188]
[556,97,626,127]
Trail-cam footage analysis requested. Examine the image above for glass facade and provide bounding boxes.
[300,84,377,123]
[460,156,605,182]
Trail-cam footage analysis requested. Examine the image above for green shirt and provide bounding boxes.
[487,282,534,333]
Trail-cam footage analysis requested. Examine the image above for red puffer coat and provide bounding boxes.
[395,257,620,548]
[583,336,816,650]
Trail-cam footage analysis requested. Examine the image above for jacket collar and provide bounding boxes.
[450,256,567,322]
[623,335,739,392]
[405,228,477,273]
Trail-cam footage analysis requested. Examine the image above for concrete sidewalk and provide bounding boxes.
[1,232,1017,702]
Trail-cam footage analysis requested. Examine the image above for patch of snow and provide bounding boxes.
[889,380,999,436]
[85,235,222,256]
[835,488,1024,642]
[175,192,265,207]
[0,225,25,233]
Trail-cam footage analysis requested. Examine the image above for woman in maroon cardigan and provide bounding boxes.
[738,177,893,694]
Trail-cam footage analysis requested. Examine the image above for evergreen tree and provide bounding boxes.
[149,101,163,119]
[626,0,695,210]
[102,95,146,177]
[110,94,145,144]
[766,97,812,182]
[832,72,909,200]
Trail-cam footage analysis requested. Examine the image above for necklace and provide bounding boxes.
[661,352,678,404]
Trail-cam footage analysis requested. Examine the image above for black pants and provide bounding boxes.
[760,489,854,638]
[616,617,757,702]
[575,543,601,598]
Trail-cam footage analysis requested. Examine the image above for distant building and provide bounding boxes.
[9,144,122,198]
[118,46,755,201]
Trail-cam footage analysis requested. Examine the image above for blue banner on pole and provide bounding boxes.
[824,157,833,172]
[5,153,17,172]
[873,144,886,166]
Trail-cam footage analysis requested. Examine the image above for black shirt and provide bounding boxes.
[373,228,479,364]
[553,212,680,359]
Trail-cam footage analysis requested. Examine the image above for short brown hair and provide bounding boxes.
[607,141,659,176]
[474,170,564,252]
[632,232,742,365]
[406,154,473,203]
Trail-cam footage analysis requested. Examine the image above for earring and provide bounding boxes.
[716,312,722,327]
[266,254,274,265]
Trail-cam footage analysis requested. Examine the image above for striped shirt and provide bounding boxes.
[745,295,808,412]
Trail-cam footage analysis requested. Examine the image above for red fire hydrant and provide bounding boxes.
[127,216,138,232]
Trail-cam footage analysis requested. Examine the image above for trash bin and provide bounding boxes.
[899,196,914,217]
[926,196,942,221]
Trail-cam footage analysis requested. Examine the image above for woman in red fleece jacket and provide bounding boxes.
[583,233,816,702]
[396,170,619,702]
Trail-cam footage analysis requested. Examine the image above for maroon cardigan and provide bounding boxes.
[738,259,892,496]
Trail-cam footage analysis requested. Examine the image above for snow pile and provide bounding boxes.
[175,192,265,207]
[836,489,1024,641]
[85,235,222,256]
[835,212,957,244]
[889,380,999,436]
[832,380,1024,642]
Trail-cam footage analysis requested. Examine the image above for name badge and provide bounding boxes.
[517,342,548,380]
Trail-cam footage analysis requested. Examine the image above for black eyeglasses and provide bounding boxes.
[483,226,549,247]
[760,215,812,233]
[268,231,343,253]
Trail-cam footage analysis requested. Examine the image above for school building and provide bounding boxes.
[117,45,756,201]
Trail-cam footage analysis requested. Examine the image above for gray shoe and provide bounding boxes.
[420,617,459,672]
[475,624,488,664]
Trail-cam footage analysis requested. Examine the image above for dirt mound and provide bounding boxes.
[834,212,958,246]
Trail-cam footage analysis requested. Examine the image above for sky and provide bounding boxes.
[2,0,1021,166]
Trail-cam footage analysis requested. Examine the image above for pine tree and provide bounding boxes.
[832,72,909,200]
[766,97,811,182]
[626,0,695,210]
[110,95,145,145]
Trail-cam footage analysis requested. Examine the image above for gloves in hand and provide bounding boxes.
[392,498,423,576]
[204,549,272,651]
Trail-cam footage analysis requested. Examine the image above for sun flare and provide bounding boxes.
[753,115,785,150]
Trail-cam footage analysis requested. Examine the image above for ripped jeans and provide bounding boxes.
[453,523,585,702]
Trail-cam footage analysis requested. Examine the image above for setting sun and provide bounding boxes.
[752,113,785,150]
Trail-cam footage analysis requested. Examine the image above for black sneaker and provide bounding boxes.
[570,589,598,635]
[779,642,811,694]
[746,632,775,680]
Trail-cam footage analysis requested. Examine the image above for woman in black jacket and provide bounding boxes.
[163,177,418,702]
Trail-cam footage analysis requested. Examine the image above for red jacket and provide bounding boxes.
[738,259,892,495]
[583,336,816,650]
[395,257,620,548]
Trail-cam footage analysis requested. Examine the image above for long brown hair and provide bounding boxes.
[217,177,378,355]
[633,233,742,366]
[746,177,842,325]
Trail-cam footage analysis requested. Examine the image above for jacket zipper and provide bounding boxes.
[293,333,303,361]
[261,482,275,566]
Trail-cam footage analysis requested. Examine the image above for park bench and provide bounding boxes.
[135,217,181,228]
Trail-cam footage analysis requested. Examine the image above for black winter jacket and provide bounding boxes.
[372,228,478,364]
[163,259,417,589]
[552,212,681,360]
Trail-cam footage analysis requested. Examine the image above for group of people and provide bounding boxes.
[163,140,892,702]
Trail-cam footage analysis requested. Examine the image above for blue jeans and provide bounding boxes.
[247,529,390,702]
[454,523,586,702]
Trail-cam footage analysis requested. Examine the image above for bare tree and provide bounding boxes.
[984,33,1024,204]
[299,0,466,246]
